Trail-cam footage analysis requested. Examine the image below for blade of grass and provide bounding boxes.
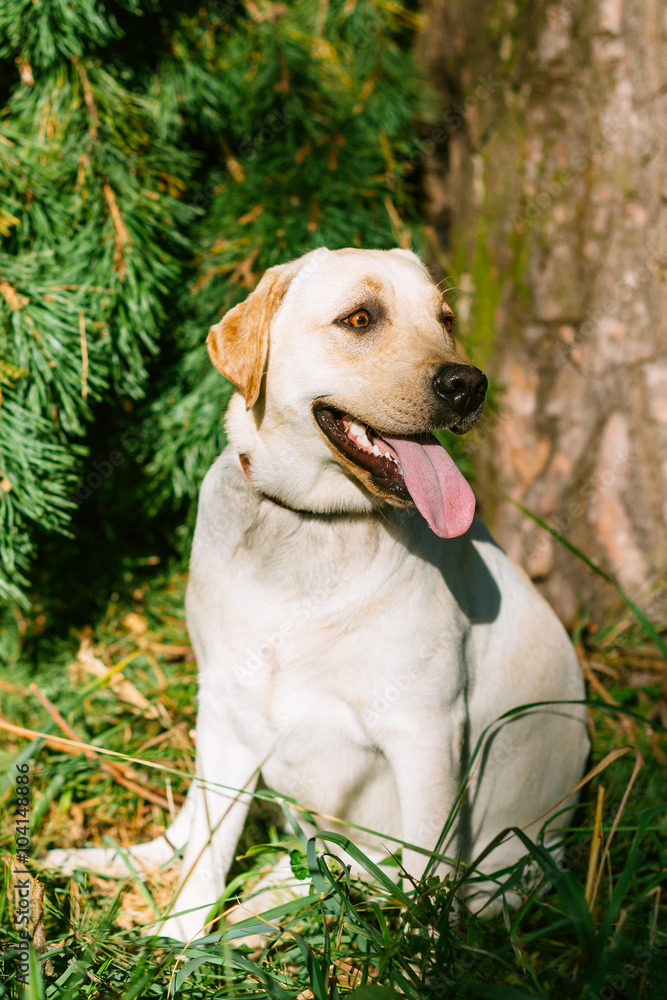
[221,895,321,942]
[229,954,293,1000]
[585,784,605,905]
[170,953,225,993]
[287,929,328,1000]
[304,856,386,953]
[100,836,162,919]
[464,825,594,954]
[23,949,45,1000]
[512,830,594,954]
[348,989,402,998]
[312,833,413,908]
[587,749,644,911]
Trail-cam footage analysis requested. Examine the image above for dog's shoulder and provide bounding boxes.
[190,448,257,559]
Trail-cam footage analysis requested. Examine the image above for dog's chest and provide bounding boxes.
[188,505,463,751]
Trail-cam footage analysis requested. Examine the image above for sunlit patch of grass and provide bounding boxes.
[1,549,666,998]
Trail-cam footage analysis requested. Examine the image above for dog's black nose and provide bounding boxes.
[433,364,488,416]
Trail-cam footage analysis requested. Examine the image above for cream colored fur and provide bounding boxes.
[45,248,589,944]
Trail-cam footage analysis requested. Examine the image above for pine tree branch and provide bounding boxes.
[72,57,99,141]
[0,279,28,311]
[103,183,133,278]
[78,311,88,401]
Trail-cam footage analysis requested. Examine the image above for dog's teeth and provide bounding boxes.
[348,421,374,451]
[371,444,381,456]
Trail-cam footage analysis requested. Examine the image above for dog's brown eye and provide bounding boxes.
[443,315,455,334]
[344,309,371,329]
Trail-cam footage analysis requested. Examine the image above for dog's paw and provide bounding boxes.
[43,846,131,877]
[42,836,176,879]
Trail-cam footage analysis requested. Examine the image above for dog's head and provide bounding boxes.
[207,248,487,536]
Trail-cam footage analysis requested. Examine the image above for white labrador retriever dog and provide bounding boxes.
[47,248,589,943]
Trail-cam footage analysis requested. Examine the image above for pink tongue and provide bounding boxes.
[382,435,475,538]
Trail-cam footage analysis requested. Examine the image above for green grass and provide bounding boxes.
[1,550,666,999]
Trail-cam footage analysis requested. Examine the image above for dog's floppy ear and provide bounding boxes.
[207,262,294,409]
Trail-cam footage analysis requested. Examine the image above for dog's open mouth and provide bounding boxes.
[314,405,476,538]
[315,406,406,494]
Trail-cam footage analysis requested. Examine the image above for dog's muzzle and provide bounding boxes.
[433,363,488,418]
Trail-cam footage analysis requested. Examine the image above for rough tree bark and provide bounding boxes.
[419,0,667,624]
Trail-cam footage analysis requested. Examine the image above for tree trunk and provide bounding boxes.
[419,0,667,624]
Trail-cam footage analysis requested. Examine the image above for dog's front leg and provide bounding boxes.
[380,704,466,886]
[156,704,260,944]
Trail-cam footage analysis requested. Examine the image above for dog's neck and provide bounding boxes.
[238,452,310,514]
[236,450,406,534]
